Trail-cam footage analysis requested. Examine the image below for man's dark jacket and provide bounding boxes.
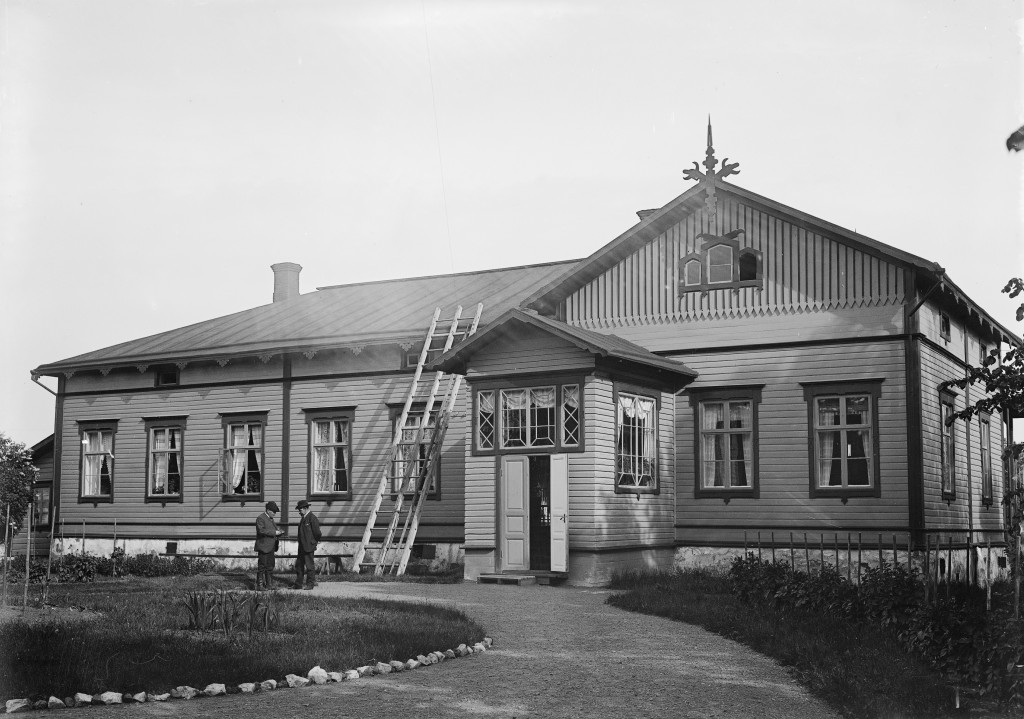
[297,512,322,553]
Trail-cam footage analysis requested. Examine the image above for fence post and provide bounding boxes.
[804,533,810,572]
[986,538,992,612]
[892,534,898,568]
[24,496,32,611]
[924,534,930,603]
[878,533,883,568]
[757,531,762,561]
[790,532,795,571]
[771,532,776,563]
[857,532,862,584]
[82,519,85,557]
[947,535,953,600]
[847,534,852,582]
[834,534,839,572]
[1015,533,1021,620]
[744,530,747,557]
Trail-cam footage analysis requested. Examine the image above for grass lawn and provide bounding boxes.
[607,569,1006,719]
[0,573,485,701]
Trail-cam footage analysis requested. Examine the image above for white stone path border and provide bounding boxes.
[4,638,492,713]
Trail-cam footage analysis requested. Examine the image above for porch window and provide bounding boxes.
[477,391,495,450]
[80,424,115,500]
[802,380,882,498]
[980,415,992,505]
[222,419,264,497]
[501,387,556,449]
[391,408,439,494]
[148,426,183,499]
[940,391,956,499]
[561,385,580,447]
[312,417,351,496]
[616,391,657,491]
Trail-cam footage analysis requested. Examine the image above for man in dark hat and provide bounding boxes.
[254,501,284,590]
[293,500,322,590]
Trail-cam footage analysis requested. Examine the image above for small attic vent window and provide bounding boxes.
[939,313,951,342]
[155,367,180,387]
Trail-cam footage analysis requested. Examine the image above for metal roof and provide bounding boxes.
[34,260,581,375]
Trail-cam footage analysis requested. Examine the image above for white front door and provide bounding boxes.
[500,455,529,571]
[549,453,569,572]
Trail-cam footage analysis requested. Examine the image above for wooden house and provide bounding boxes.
[3,435,54,559]
[31,138,1019,586]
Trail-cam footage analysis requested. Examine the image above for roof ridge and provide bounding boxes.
[315,258,583,291]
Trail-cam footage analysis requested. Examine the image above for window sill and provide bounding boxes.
[309,493,352,502]
[78,496,112,504]
[810,486,880,500]
[614,485,660,496]
[695,487,759,500]
[145,496,184,504]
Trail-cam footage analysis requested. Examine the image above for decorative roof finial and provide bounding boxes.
[682,119,741,227]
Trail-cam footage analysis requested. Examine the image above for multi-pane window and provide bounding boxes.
[684,259,701,287]
[501,388,556,448]
[561,385,580,447]
[940,393,956,498]
[700,400,753,489]
[477,391,495,449]
[148,426,183,498]
[707,245,733,284]
[32,485,51,528]
[980,415,993,505]
[81,427,114,498]
[475,380,584,454]
[616,391,657,491]
[803,381,881,497]
[392,409,438,494]
[223,420,264,495]
[311,418,351,495]
[814,394,872,488]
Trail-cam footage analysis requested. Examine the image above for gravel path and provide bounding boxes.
[69,580,840,719]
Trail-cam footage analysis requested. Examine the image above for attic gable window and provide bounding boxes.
[678,233,762,294]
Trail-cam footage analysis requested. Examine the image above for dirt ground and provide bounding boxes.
[35,580,841,719]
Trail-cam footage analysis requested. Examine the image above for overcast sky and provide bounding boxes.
[1,0,1021,447]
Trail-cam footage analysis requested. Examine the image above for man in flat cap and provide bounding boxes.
[254,501,284,590]
[293,499,322,590]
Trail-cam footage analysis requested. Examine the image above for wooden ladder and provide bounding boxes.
[351,303,483,575]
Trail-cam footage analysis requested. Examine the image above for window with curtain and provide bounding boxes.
[500,387,557,449]
[223,421,263,496]
[616,391,657,491]
[391,408,438,494]
[802,381,882,498]
[312,417,351,495]
[980,415,992,505]
[940,393,956,498]
[81,428,114,498]
[700,401,752,489]
[148,426,183,498]
[475,379,585,455]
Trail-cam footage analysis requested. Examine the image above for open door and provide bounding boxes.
[549,453,568,572]
[500,455,529,571]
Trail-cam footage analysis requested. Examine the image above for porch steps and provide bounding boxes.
[477,572,569,586]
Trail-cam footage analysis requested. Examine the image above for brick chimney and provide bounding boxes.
[271,262,302,303]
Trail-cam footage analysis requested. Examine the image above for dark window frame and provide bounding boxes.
[677,235,763,295]
[613,382,661,496]
[143,415,188,504]
[939,312,952,342]
[154,365,180,387]
[77,419,118,504]
[940,389,957,501]
[801,380,883,499]
[690,385,763,499]
[304,406,356,501]
[32,483,52,529]
[219,411,268,503]
[980,411,993,507]
[470,374,587,457]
